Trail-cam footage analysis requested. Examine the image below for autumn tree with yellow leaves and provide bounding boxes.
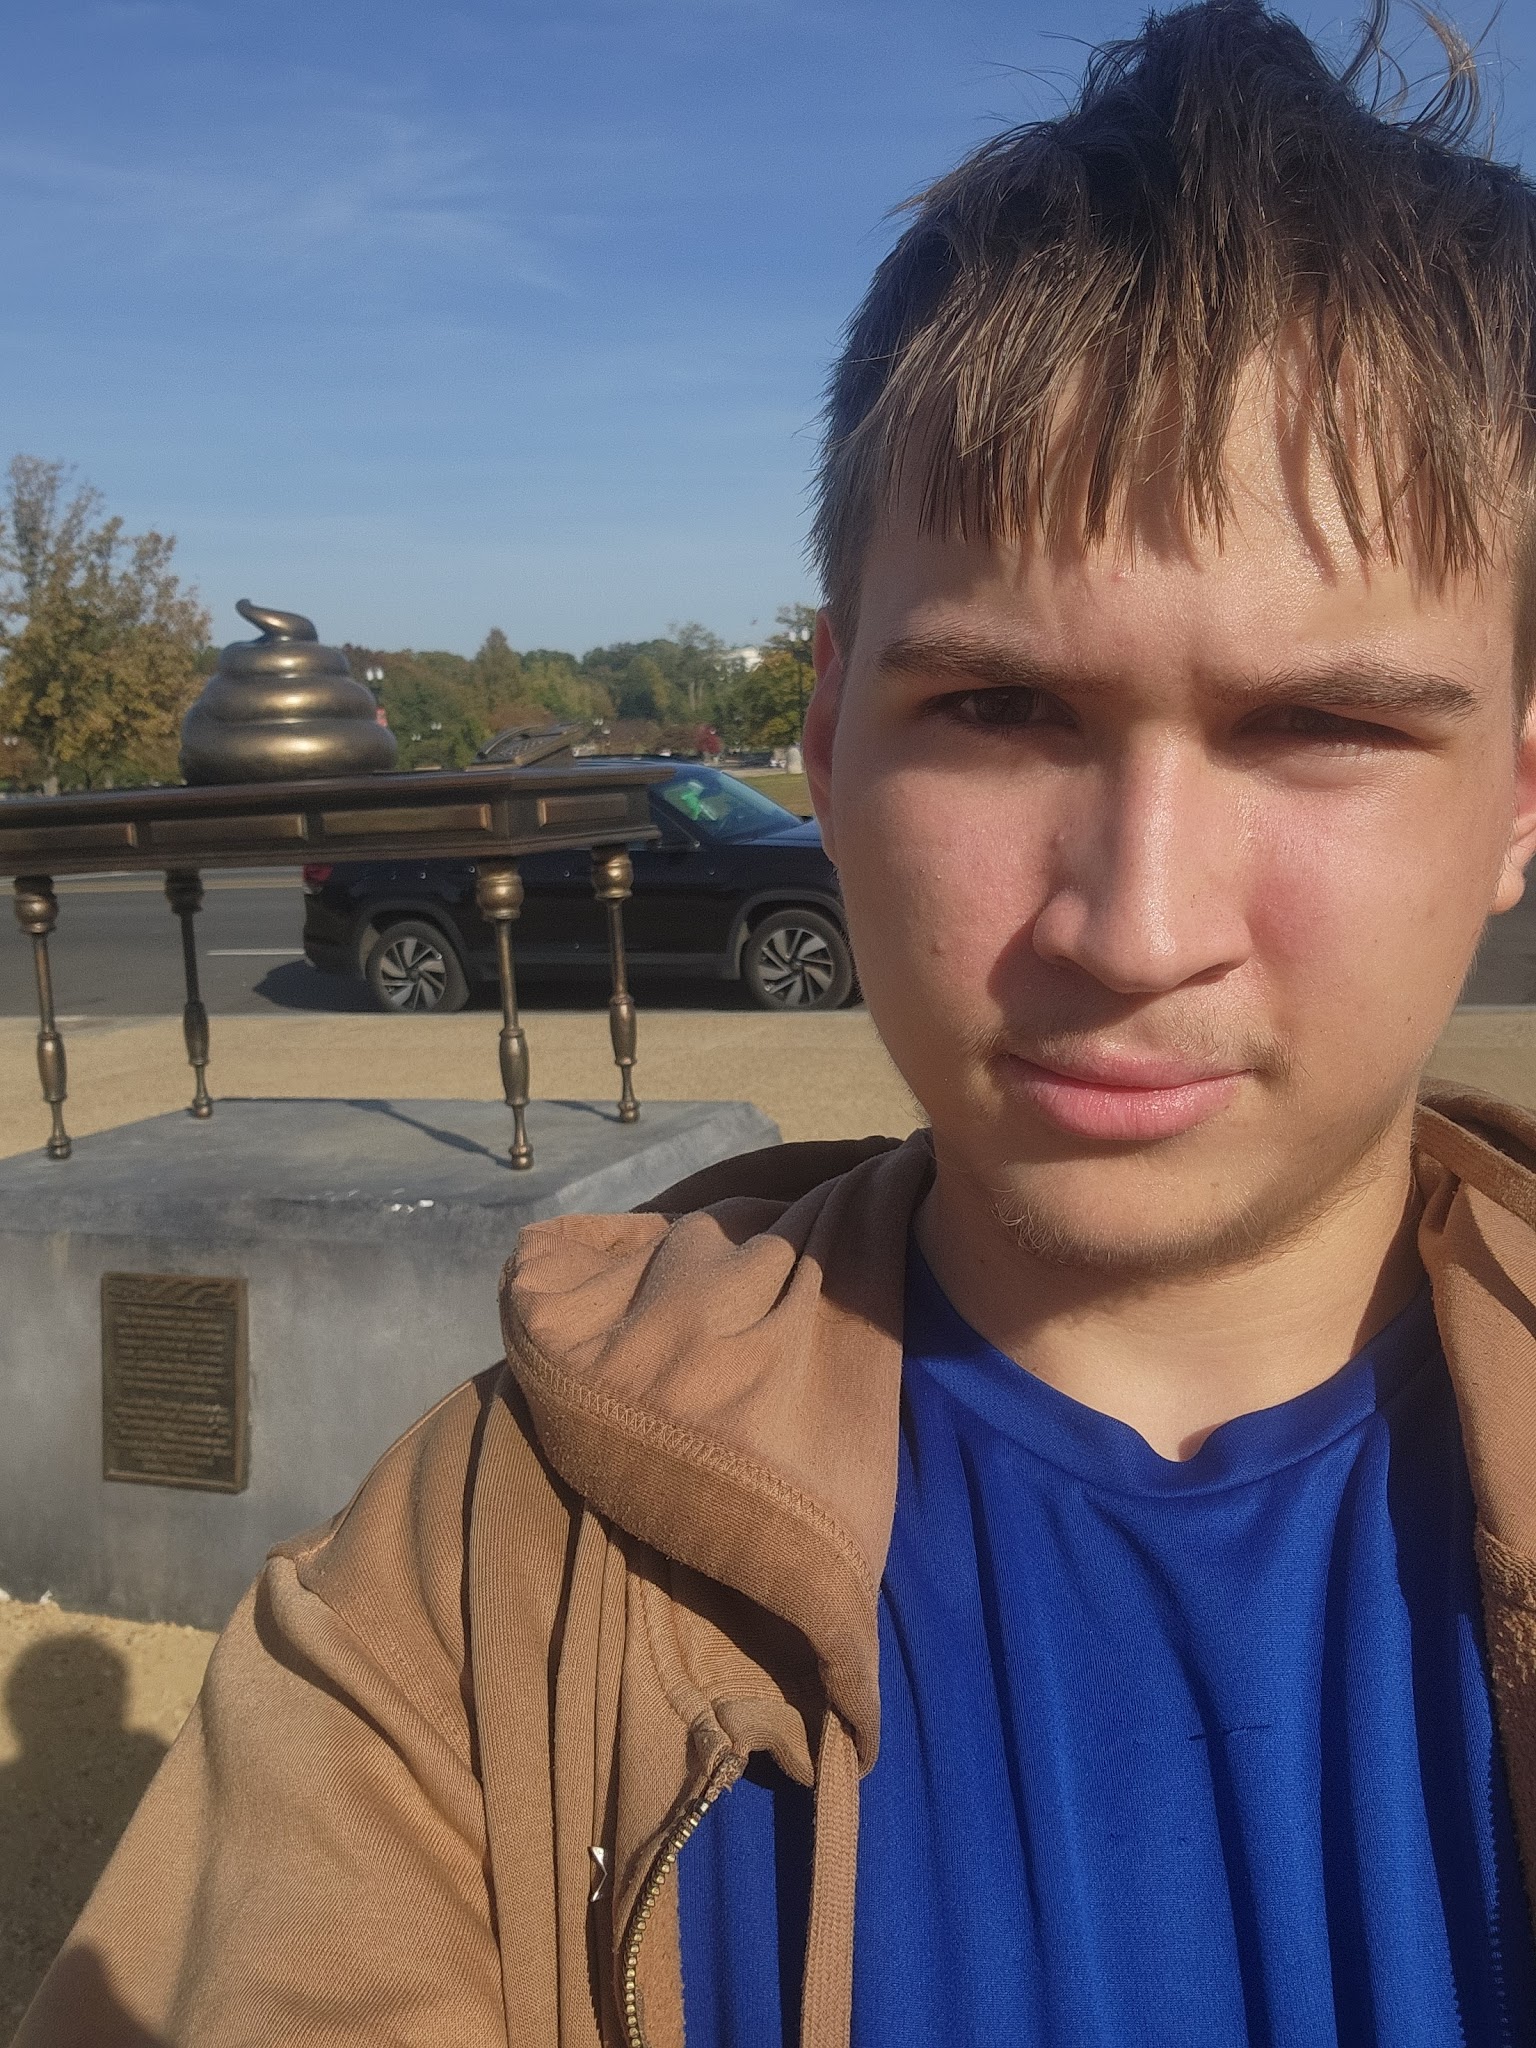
[0,456,210,792]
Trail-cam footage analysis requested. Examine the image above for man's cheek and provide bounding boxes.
[1197,804,1487,1125]
[1247,821,1485,1039]
[845,805,1026,994]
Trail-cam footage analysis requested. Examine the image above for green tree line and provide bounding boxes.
[351,607,816,771]
[0,456,817,789]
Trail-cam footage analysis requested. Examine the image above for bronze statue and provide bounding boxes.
[179,601,398,785]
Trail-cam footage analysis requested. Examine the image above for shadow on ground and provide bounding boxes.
[0,1636,167,2034]
[248,961,378,1012]
[252,958,761,1013]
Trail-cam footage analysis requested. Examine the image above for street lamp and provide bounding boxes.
[363,665,389,734]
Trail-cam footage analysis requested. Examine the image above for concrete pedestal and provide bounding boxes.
[0,1096,777,1628]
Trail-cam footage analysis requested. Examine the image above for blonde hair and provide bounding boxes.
[813,2,1536,663]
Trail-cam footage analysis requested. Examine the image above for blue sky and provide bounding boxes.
[4,2,1535,656]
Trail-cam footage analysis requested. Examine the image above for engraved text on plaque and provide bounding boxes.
[102,1273,248,1492]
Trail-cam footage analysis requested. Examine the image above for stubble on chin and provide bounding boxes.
[963,1046,1420,1285]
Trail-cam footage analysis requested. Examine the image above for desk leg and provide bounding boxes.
[165,869,213,1119]
[13,875,71,1160]
[475,862,532,1169]
[592,848,639,1123]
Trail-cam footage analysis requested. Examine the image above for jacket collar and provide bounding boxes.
[502,1087,1536,1766]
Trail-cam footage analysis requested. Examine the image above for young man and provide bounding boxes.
[21,3,1536,2043]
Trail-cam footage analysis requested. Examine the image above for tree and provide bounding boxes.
[615,654,671,721]
[343,637,615,751]
[718,648,807,750]
[664,621,730,715]
[578,642,674,721]
[519,650,612,725]
[768,602,817,655]
[0,457,211,791]
[470,628,523,724]
[355,649,483,770]
[729,604,817,747]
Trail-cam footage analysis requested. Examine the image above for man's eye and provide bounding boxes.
[1251,705,1401,745]
[946,687,1051,728]
[1272,707,1353,738]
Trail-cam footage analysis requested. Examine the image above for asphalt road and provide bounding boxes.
[1463,894,1536,1004]
[0,871,754,1019]
[3,870,1535,1020]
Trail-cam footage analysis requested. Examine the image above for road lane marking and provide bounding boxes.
[207,949,306,957]
[55,876,301,895]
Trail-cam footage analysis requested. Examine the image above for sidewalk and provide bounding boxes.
[1424,1005,1536,1110]
[0,1003,923,1162]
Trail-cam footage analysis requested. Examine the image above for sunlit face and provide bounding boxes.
[806,401,1536,1275]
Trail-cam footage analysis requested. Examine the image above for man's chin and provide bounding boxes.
[985,1172,1290,1280]
[967,1100,1416,1282]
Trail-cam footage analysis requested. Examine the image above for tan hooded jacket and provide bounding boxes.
[17,1089,1536,2048]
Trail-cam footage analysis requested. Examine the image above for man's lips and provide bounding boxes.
[1001,1052,1246,1141]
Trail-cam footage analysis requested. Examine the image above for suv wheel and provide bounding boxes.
[365,920,470,1014]
[742,909,855,1011]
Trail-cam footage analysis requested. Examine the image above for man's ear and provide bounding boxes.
[804,608,844,863]
[1492,694,1536,913]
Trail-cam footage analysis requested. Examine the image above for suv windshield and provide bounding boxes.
[657,769,802,844]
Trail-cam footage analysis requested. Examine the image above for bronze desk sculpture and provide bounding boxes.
[180,601,398,784]
[0,761,666,1168]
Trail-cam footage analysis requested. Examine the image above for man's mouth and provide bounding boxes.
[1000,1049,1247,1142]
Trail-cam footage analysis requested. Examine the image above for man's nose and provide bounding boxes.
[1028,739,1251,995]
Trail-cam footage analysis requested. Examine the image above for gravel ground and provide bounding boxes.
[0,1002,923,1163]
[1424,1006,1536,1110]
[0,1596,214,2034]
[0,1000,1530,2025]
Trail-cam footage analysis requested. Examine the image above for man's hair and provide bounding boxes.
[813,1,1536,653]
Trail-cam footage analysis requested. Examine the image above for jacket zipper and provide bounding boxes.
[620,1752,745,2048]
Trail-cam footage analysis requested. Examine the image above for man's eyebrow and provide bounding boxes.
[1211,661,1481,721]
[871,636,1482,720]
[871,634,1058,692]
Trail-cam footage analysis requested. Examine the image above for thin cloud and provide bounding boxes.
[0,113,566,290]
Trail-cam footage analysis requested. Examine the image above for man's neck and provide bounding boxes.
[913,1131,1426,1462]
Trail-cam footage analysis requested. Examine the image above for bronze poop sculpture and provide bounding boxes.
[179,599,399,785]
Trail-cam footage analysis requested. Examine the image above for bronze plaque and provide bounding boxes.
[0,820,139,861]
[101,1274,248,1492]
[149,813,307,851]
[320,802,492,838]
[537,789,633,828]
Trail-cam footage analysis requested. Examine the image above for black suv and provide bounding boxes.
[301,762,853,1013]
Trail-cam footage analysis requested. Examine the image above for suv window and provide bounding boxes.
[657,770,799,843]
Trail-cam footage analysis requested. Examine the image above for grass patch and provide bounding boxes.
[728,770,814,817]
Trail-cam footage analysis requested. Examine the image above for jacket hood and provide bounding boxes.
[502,1085,1536,1767]
[1413,1086,1536,1563]
[500,1132,927,1761]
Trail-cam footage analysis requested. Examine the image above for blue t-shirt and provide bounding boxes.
[678,1252,1536,2045]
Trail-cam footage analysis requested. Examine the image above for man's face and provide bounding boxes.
[806,408,1536,1275]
